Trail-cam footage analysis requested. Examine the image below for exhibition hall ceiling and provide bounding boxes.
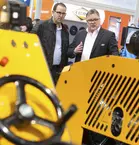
[55,0,137,15]
[86,0,137,10]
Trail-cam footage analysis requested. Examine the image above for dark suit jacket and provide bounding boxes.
[37,18,69,69]
[67,28,119,62]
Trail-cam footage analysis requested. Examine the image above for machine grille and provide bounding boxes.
[84,70,139,145]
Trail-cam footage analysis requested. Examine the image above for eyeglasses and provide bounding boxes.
[87,18,100,23]
[55,11,66,15]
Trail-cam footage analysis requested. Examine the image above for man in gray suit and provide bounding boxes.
[67,9,119,62]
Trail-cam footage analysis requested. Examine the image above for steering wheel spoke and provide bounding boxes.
[33,115,56,132]
[15,80,26,106]
[2,114,18,126]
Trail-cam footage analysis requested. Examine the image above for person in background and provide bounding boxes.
[37,2,69,85]
[125,30,139,58]
[120,44,136,58]
[31,18,42,34]
[67,9,119,62]
[120,30,137,58]
[20,17,33,32]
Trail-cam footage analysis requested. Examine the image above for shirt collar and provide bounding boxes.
[86,26,101,34]
[57,26,62,30]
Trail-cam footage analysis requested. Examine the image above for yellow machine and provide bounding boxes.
[0,1,138,145]
[56,56,139,145]
[0,28,78,145]
[0,1,77,145]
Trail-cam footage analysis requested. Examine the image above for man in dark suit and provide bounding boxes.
[37,3,69,85]
[67,9,119,62]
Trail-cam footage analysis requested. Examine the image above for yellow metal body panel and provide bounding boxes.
[0,29,71,144]
[0,29,53,87]
[56,56,139,145]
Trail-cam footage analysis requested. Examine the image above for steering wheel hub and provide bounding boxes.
[19,104,34,119]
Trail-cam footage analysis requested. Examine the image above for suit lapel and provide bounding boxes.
[91,28,104,54]
[82,31,87,46]
[77,30,87,62]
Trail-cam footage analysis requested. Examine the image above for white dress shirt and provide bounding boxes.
[81,27,100,61]
[53,26,62,65]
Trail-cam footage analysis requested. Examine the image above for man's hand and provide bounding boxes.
[74,41,83,54]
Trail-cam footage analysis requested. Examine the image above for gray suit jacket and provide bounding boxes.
[67,28,119,62]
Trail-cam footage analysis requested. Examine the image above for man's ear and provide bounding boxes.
[51,10,54,17]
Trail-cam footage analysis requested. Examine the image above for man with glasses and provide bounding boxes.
[67,9,119,62]
[37,3,69,85]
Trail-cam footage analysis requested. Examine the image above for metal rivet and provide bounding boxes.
[11,40,16,47]
[24,41,28,48]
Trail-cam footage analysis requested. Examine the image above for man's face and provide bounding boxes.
[52,5,66,24]
[86,13,100,32]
